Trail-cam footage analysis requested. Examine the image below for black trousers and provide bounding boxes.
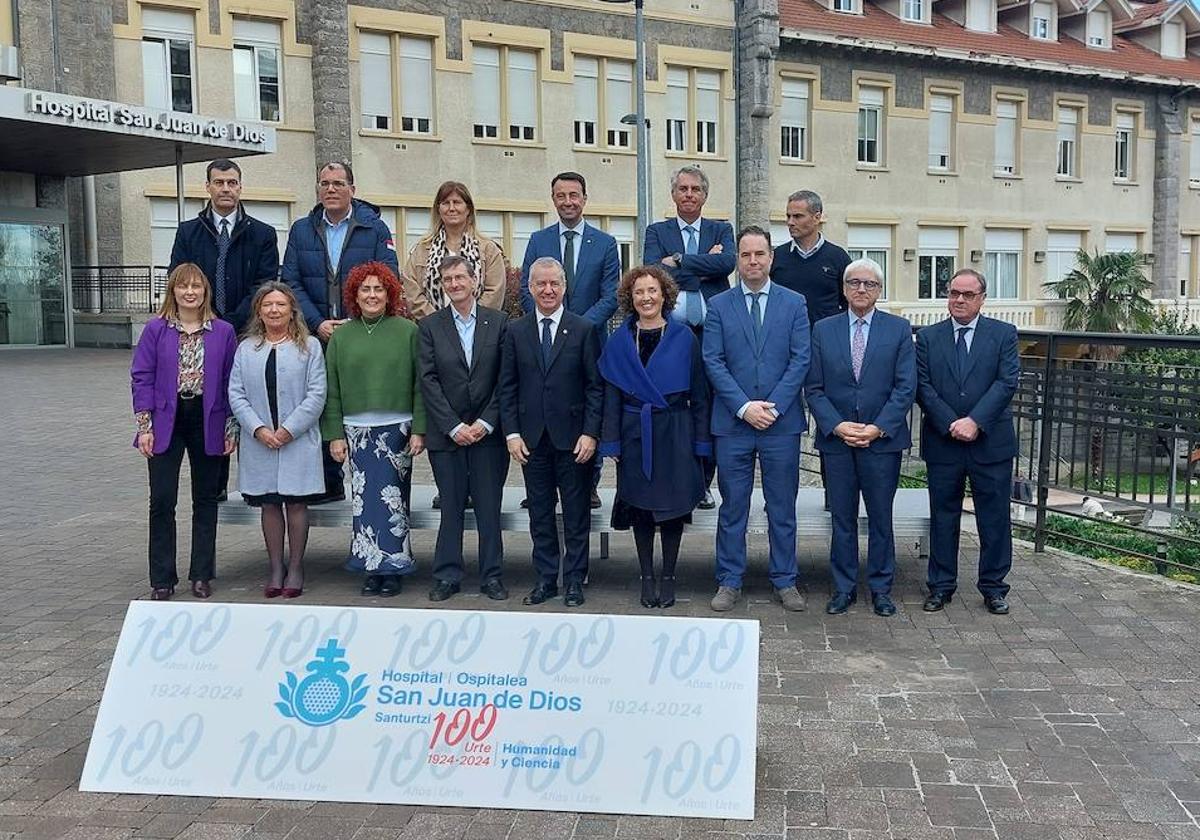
[523,437,592,586]
[926,456,1014,599]
[429,444,509,584]
[322,442,344,496]
[147,396,222,588]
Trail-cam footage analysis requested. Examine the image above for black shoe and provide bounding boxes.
[480,579,509,600]
[825,591,856,615]
[872,592,897,617]
[923,591,953,612]
[590,490,602,509]
[984,595,1010,615]
[697,490,715,510]
[523,582,558,605]
[379,576,402,597]
[361,575,383,596]
[564,581,585,607]
[216,491,228,503]
[428,580,459,602]
[431,493,440,510]
[640,576,659,609]
[314,490,345,505]
[658,575,676,608]
[520,497,529,509]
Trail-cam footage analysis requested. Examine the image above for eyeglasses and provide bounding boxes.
[947,290,982,301]
[318,179,351,190]
[844,279,882,290]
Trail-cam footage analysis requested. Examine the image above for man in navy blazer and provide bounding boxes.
[916,268,1020,616]
[703,226,811,613]
[500,257,604,609]
[805,258,915,618]
[520,172,620,331]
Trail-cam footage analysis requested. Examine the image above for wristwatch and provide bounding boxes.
[671,252,684,264]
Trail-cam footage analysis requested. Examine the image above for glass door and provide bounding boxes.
[0,222,67,345]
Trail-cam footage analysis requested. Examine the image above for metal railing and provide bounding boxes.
[71,265,169,314]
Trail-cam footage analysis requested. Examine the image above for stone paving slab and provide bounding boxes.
[5,350,1200,839]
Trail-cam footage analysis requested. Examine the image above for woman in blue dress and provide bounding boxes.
[598,265,711,608]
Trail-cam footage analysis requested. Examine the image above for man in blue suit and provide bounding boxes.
[520,172,620,331]
[915,268,1020,615]
[703,226,811,613]
[805,258,915,618]
[643,165,735,510]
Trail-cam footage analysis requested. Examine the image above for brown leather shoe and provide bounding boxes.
[150,587,174,601]
[191,580,212,599]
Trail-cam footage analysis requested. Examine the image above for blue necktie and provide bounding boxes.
[541,317,554,368]
[683,225,702,326]
[749,292,763,346]
[956,326,971,380]
[214,218,230,314]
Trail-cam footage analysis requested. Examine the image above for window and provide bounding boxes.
[603,217,637,275]
[1181,234,1192,297]
[1191,119,1200,186]
[1114,111,1135,181]
[476,211,544,267]
[233,19,281,122]
[857,85,885,166]
[769,222,792,248]
[832,0,858,11]
[985,229,1022,299]
[1163,20,1186,58]
[918,227,959,299]
[994,99,1019,175]
[928,94,954,170]
[664,67,722,155]
[573,56,633,149]
[398,37,434,133]
[141,8,194,113]
[1087,8,1110,47]
[1105,232,1139,253]
[376,207,429,259]
[1057,105,1080,178]
[359,32,392,131]
[358,32,436,133]
[1031,1,1052,39]
[847,225,892,299]
[1045,231,1082,296]
[472,45,538,142]
[902,0,925,22]
[780,78,810,160]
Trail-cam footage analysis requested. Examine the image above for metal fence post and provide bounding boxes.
[1034,333,1057,553]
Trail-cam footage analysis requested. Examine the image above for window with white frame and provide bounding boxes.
[572,56,632,149]
[994,99,1019,175]
[918,227,959,299]
[832,0,858,12]
[142,8,195,113]
[398,37,434,133]
[605,218,636,275]
[780,78,810,160]
[928,94,954,170]
[151,198,290,269]
[1030,0,1052,39]
[1105,231,1139,253]
[1192,119,1200,186]
[1045,230,1082,297]
[1181,234,1192,297]
[985,229,1022,299]
[375,207,429,259]
[902,0,926,22]
[769,222,791,248]
[233,19,281,122]
[476,210,544,268]
[1057,105,1080,178]
[359,32,393,131]
[1114,111,1135,181]
[847,225,892,299]
[472,45,538,142]
[665,67,722,155]
[1087,7,1110,47]
[1163,19,1186,58]
[857,85,885,166]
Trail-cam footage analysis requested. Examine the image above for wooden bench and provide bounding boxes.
[218,486,931,558]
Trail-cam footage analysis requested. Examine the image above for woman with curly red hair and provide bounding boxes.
[320,261,426,596]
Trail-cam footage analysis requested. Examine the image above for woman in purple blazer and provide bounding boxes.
[130,263,238,601]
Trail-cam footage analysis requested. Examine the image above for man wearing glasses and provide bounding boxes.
[282,160,400,502]
[805,259,915,617]
[915,268,1020,616]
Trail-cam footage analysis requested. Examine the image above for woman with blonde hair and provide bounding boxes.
[402,180,506,319]
[228,281,327,598]
[130,263,238,600]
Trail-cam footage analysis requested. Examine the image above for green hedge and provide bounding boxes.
[1019,514,1200,584]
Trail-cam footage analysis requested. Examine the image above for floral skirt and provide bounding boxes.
[344,422,414,575]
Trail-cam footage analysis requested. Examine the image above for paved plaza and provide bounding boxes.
[4,349,1200,839]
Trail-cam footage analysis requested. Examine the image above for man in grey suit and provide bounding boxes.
[418,256,510,602]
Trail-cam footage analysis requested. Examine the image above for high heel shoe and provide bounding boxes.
[640,576,659,608]
[281,587,303,599]
[658,576,676,608]
[264,585,283,598]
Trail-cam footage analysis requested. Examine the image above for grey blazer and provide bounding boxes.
[228,335,327,496]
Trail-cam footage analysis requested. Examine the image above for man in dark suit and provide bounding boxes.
[805,258,916,618]
[916,267,1020,616]
[703,226,811,613]
[500,257,604,608]
[418,256,510,603]
[644,165,735,510]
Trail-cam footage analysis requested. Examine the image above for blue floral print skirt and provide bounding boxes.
[343,422,414,576]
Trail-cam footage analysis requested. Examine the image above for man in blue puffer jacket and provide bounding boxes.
[282,160,399,340]
[282,160,400,501]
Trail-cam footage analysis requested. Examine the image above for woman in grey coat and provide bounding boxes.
[229,282,327,598]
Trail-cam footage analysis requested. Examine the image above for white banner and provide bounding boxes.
[80,602,759,819]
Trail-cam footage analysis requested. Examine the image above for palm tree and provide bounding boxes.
[1043,248,1154,482]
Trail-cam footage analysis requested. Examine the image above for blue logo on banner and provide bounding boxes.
[276,638,369,727]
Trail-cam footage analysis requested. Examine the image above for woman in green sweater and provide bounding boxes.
[321,261,426,596]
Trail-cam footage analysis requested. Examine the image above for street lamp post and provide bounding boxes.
[603,0,650,245]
